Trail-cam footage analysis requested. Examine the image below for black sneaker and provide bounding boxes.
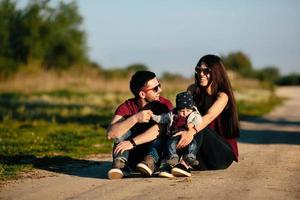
[136,155,155,176]
[171,163,191,177]
[158,163,174,178]
[107,159,126,179]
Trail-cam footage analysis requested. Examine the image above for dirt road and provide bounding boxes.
[1,86,300,200]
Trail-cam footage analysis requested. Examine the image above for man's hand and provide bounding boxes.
[114,141,134,154]
[174,130,194,149]
[134,110,153,123]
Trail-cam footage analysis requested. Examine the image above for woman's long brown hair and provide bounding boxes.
[193,54,240,138]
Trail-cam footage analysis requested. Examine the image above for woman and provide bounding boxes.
[170,54,240,177]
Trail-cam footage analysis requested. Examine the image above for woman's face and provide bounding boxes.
[195,64,211,87]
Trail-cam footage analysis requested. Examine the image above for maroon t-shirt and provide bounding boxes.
[115,96,173,135]
[169,115,188,136]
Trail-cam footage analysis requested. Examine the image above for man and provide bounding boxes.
[107,71,173,179]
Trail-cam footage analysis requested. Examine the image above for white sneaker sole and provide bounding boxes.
[136,163,153,176]
[171,167,191,177]
[108,168,123,179]
[158,171,174,178]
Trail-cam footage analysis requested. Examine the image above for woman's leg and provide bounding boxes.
[193,128,234,170]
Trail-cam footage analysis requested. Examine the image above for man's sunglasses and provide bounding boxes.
[195,66,211,75]
[143,83,161,93]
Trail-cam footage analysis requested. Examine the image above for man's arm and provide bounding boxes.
[114,124,162,154]
[106,110,153,139]
[132,124,161,145]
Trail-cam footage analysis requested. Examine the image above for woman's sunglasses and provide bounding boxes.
[195,66,211,75]
[143,83,161,93]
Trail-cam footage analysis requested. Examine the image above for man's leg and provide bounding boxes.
[136,137,163,176]
[108,131,133,179]
[112,131,133,161]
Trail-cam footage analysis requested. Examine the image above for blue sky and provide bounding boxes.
[20,0,300,77]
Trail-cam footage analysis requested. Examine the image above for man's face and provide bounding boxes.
[142,78,162,102]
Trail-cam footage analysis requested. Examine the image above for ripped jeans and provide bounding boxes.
[112,130,161,164]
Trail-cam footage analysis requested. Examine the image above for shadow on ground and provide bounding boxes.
[239,129,300,145]
[239,117,300,145]
[0,155,112,179]
[240,116,300,126]
[0,155,148,180]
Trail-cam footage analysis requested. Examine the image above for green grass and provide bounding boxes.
[0,88,283,182]
[0,120,112,181]
[237,95,283,117]
[0,91,115,181]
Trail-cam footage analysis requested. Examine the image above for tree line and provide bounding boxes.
[0,0,299,85]
[222,51,300,86]
[0,0,87,79]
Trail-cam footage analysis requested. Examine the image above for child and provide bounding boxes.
[152,91,202,175]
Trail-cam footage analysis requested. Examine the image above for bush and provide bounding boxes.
[0,57,18,80]
[277,74,300,85]
[222,51,253,77]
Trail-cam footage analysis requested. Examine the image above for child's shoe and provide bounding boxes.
[171,163,191,177]
[158,162,174,178]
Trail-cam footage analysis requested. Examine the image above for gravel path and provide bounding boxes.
[1,86,300,200]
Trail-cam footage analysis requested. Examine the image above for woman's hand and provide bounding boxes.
[114,141,134,154]
[174,130,194,149]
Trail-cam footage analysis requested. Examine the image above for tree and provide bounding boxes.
[126,63,148,72]
[161,72,184,81]
[223,51,253,76]
[43,1,87,69]
[0,0,18,79]
[255,66,280,84]
[0,0,88,78]
[277,74,300,85]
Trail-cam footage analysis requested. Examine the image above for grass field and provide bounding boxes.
[0,72,282,181]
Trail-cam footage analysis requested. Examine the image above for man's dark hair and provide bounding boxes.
[130,71,156,97]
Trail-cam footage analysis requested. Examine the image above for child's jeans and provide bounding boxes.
[167,135,197,160]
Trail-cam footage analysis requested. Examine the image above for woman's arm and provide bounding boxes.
[176,92,229,148]
[194,92,228,132]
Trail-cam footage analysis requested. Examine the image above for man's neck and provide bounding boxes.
[137,98,148,109]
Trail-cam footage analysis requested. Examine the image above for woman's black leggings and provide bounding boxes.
[193,128,235,170]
